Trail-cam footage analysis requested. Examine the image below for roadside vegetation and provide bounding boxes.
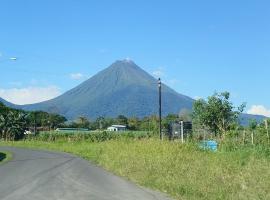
[2,139,269,200]
[0,151,11,164]
[0,91,269,200]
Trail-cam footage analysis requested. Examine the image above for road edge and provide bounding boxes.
[0,151,12,165]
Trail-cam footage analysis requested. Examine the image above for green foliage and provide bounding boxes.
[0,104,27,140]
[115,115,128,125]
[193,92,245,136]
[25,130,152,142]
[0,152,6,162]
[0,103,67,141]
[249,119,258,130]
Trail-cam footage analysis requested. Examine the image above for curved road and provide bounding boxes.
[0,147,171,200]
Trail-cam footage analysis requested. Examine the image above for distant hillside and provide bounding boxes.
[239,113,267,126]
[0,97,16,108]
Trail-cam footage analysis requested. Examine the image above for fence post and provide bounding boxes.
[243,130,246,145]
[251,131,254,145]
[265,120,269,144]
[180,121,184,144]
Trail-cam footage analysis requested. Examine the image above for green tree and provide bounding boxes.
[128,117,140,130]
[193,92,245,137]
[77,116,90,128]
[0,105,27,141]
[116,115,128,125]
[162,114,178,130]
[48,113,67,129]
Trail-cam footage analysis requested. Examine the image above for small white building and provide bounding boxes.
[107,125,127,132]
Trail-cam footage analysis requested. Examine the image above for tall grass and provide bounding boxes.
[1,138,269,200]
[25,130,152,142]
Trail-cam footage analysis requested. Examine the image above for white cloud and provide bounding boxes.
[247,105,270,117]
[70,73,84,80]
[0,86,61,105]
[152,68,165,78]
[194,96,203,100]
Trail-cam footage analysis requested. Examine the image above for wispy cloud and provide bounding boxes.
[70,73,85,80]
[194,96,203,100]
[247,105,270,117]
[152,68,165,78]
[152,67,181,88]
[0,86,61,105]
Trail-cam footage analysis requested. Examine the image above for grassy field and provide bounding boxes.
[1,139,269,200]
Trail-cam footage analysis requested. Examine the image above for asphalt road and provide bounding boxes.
[0,146,171,200]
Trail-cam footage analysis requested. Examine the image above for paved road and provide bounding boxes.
[0,147,171,200]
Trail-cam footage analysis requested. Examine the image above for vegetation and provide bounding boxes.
[0,102,66,141]
[0,151,12,163]
[1,139,269,200]
[1,91,269,199]
[0,152,6,162]
[25,130,152,142]
[193,92,245,137]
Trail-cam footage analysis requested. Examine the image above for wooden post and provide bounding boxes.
[180,121,184,144]
[265,120,269,144]
[251,131,254,145]
[243,130,246,145]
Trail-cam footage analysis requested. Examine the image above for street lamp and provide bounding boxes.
[158,78,162,140]
[0,57,18,63]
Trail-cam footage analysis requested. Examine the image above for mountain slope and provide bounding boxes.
[0,97,16,108]
[17,60,194,119]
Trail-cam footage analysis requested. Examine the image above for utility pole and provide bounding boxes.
[158,78,162,140]
[34,112,37,135]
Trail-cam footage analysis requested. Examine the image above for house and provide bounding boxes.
[107,125,127,132]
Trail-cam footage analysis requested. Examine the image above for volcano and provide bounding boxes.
[1,60,194,119]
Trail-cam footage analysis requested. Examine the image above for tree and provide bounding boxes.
[162,114,178,130]
[128,117,140,130]
[77,116,90,128]
[116,115,128,125]
[26,111,66,131]
[192,92,245,137]
[0,105,27,141]
[139,115,159,133]
[48,113,67,129]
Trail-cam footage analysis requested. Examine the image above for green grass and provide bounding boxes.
[1,139,269,200]
[0,151,12,164]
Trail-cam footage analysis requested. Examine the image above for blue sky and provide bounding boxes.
[0,0,270,116]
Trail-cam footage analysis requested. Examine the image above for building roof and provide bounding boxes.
[110,125,126,128]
